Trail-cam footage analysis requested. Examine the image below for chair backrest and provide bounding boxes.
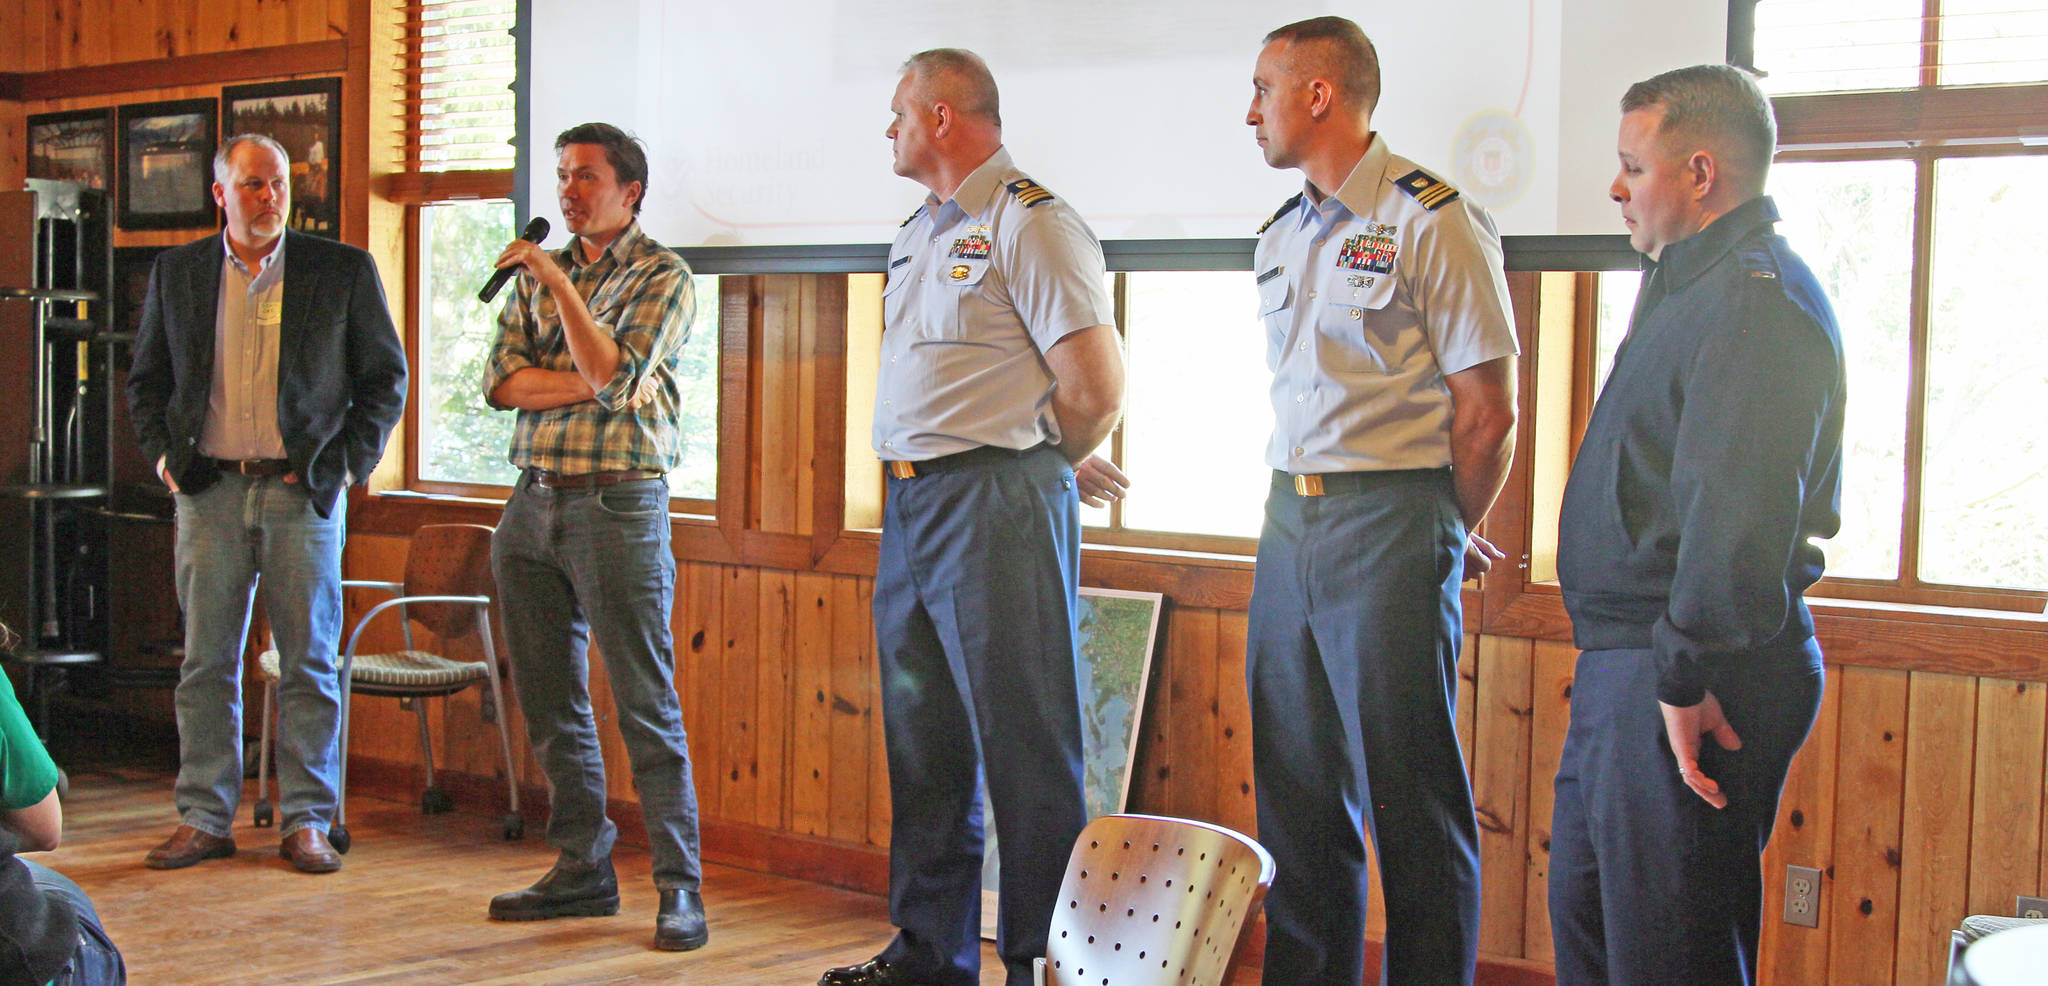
[402,523,496,639]
[1043,813,1276,986]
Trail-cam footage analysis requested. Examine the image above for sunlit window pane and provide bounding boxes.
[1939,1,2048,86]
[1769,160,1916,581]
[665,274,720,501]
[1593,270,1639,394]
[418,201,518,484]
[1920,155,2048,590]
[417,201,719,498]
[1115,271,1271,539]
[1754,0,1924,94]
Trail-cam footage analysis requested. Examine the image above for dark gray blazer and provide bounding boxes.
[126,230,408,518]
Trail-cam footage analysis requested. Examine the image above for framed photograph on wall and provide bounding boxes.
[27,108,115,191]
[117,98,217,230]
[222,78,342,238]
[979,587,1167,939]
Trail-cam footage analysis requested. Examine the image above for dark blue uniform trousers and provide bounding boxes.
[1248,468,1481,986]
[1548,642,1823,986]
[872,445,1088,986]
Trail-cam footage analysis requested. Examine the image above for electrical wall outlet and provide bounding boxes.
[1785,864,1822,927]
[2017,895,2048,920]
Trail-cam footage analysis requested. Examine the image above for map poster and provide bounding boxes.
[981,587,1165,939]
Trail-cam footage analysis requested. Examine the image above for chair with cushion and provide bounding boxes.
[1035,813,1276,986]
[252,523,522,852]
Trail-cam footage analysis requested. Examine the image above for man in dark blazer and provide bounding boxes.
[126,133,407,874]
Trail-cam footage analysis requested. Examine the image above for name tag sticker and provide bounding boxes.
[256,301,283,323]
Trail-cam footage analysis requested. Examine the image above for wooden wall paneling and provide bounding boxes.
[1893,672,1980,986]
[1757,662,1840,985]
[295,0,332,41]
[0,2,26,72]
[1964,678,2046,916]
[789,570,834,837]
[828,573,874,845]
[1827,665,1910,986]
[680,561,724,818]
[1213,608,1256,837]
[112,0,155,62]
[755,569,795,830]
[860,574,890,847]
[1163,606,1219,822]
[793,275,828,543]
[754,274,800,533]
[719,565,760,821]
[195,0,234,53]
[1458,631,1480,785]
[1521,637,1576,964]
[77,0,113,66]
[1473,633,1534,957]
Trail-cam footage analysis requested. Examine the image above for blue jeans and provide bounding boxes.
[173,473,345,838]
[22,858,127,985]
[492,473,701,891]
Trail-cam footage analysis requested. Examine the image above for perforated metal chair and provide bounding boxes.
[252,523,522,852]
[1035,813,1275,986]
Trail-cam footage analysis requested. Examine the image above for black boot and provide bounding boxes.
[654,888,709,951]
[488,856,620,921]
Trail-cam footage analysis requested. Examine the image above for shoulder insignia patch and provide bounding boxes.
[899,206,925,228]
[1258,193,1304,235]
[1394,169,1460,211]
[1006,178,1055,209]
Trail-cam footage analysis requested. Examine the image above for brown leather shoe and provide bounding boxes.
[144,824,237,870]
[279,828,343,873]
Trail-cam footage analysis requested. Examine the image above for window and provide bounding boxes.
[1752,1,2048,602]
[397,0,719,506]
[1083,270,1270,550]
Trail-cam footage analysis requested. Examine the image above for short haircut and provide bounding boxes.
[1264,16,1381,115]
[213,133,290,183]
[901,48,1002,127]
[555,122,650,214]
[1622,64,1778,187]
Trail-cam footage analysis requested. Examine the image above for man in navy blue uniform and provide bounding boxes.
[818,48,1125,986]
[1244,16,1519,986]
[1549,64,1845,986]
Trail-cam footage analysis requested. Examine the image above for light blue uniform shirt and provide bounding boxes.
[1254,136,1518,473]
[873,147,1116,460]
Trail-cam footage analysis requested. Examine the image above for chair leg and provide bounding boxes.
[415,698,452,814]
[479,616,523,840]
[253,678,275,828]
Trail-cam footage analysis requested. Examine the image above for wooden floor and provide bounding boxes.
[38,765,1014,985]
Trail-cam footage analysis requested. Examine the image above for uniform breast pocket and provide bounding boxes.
[1258,274,1293,366]
[882,264,913,325]
[931,259,992,340]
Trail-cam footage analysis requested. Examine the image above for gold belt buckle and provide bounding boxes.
[888,461,918,479]
[1293,474,1325,496]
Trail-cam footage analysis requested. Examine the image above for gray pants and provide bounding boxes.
[491,473,702,890]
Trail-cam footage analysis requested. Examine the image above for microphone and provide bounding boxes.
[478,216,551,304]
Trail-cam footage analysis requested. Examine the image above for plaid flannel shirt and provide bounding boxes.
[483,221,695,475]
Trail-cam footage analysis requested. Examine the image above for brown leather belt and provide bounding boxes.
[213,458,292,477]
[528,467,664,490]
